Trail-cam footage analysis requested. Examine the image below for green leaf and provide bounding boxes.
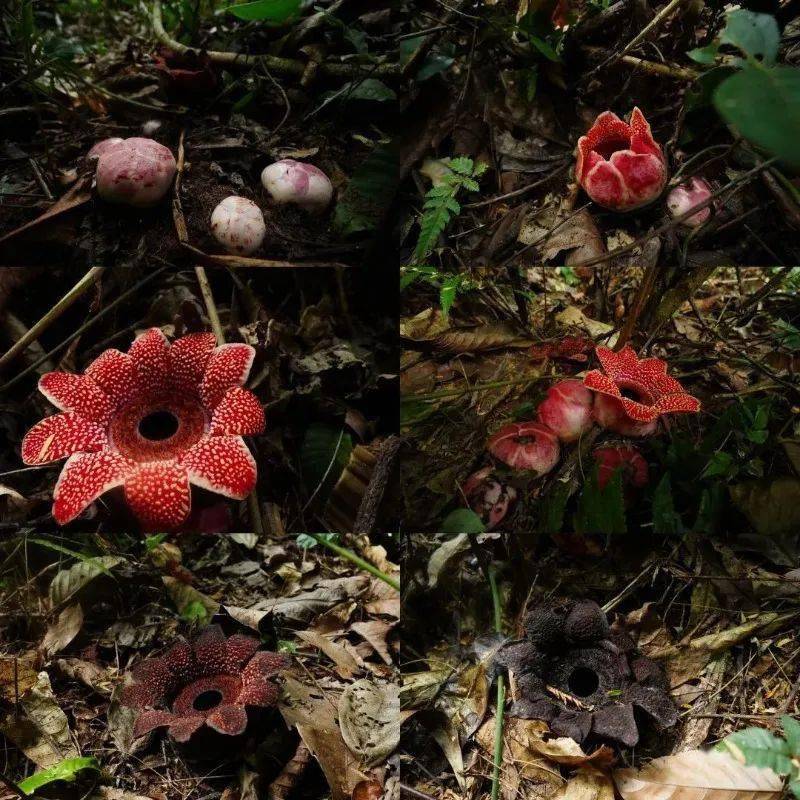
[529,34,560,62]
[144,533,168,551]
[18,756,99,795]
[399,36,454,80]
[333,142,398,236]
[182,600,211,624]
[688,42,720,65]
[717,726,793,775]
[720,10,779,65]
[714,65,800,168]
[782,715,800,755]
[442,508,486,534]
[439,275,460,317]
[300,423,353,499]
[574,466,626,536]
[538,481,571,534]
[225,0,300,22]
[701,450,735,480]
[652,473,683,535]
[296,533,338,549]
[341,78,397,103]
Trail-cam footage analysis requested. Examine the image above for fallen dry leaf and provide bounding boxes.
[339,678,399,767]
[614,749,784,799]
[553,767,615,800]
[41,602,84,659]
[296,629,361,679]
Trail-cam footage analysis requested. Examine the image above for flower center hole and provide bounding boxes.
[595,137,630,159]
[193,689,223,711]
[568,666,600,698]
[138,410,179,441]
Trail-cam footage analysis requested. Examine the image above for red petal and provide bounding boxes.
[123,462,191,529]
[39,372,115,423]
[609,151,666,205]
[619,397,661,422]
[162,640,197,678]
[181,436,257,499]
[128,328,170,387]
[166,716,206,743]
[200,344,255,409]
[238,680,279,707]
[583,160,628,210]
[206,704,248,736]
[169,332,217,393]
[243,651,290,681]
[134,709,177,737]
[583,370,622,400]
[654,393,701,414]
[629,107,663,160]
[226,635,261,670]
[191,625,231,676]
[52,451,133,524]
[85,349,138,406]
[209,388,265,436]
[21,412,107,465]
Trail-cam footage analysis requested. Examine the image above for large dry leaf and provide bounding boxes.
[339,679,399,767]
[554,767,615,800]
[435,324,534,354]
[730,478,800,536]
[428,534,471,588]
[614,750,784,799]
[41,602,84,658]
[0,655,38,702]
[350,620,396,665]
[296,629,360,679]
[279,676,369,800]
[49,556,126,607]
[0,671,79,768]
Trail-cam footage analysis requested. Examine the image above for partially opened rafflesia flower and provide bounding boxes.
[21,328,265,529]
[210,196,266,255]
[537,380,594,443]
[261,160,333,213]
[584,346,700,437]
[487,422,560,475]
[667,177,712,227]
[576,108,667,212]
[462,467,518,528]
[594,445,649,493]
[94,137,176,207]
[122,625,288,746]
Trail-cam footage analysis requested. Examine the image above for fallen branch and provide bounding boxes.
[152,0,399,79]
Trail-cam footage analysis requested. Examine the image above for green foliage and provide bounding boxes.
[574,466,626,536]
[300,424,353,500]
[296,533,339,549]
[225,0,301,23]
[652,473,683,535]
[442,508,486,534]
[717,716,800,797]
[775,318,800,349]
[401,264,477,318]
[278,639,299,653]
[181,600,211,624]
[400,35,455,81]
[144,533,169,551]
[333,142,398,236]
[515,6,565,63]
[687,10,800,167]
[412,157,487,263]
[18,757,99,795]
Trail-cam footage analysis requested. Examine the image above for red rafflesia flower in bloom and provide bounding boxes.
[537,380,594,443]
[122,625,288,744]
[487,422,560,475]
[21,328,265,529]
[576,108,668,212]
[667,177,713,227]
[584,346,700,437]
[594,445,649,493]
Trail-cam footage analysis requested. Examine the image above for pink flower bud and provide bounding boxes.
[667,177,712,227]
[462,467,517,528]
[87,138,124,161]
[210,196,266,255]
[593,394,658,437]
[537,379,594,442]
[94,137,176,208]
[487,421,560,475]
[594,446,649,492]
[575,107,668,212]
[261,159,333,213]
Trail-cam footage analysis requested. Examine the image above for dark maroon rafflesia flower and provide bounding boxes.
[121,626,288,744]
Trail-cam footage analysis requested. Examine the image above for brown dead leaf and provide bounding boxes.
[339,679,399,767]
[730,478,800,536]
[351,620,396,665]
[41,602,84,659]
[0,655,38,702]
[296,629,361,679]
[553,767,614,800]
[435,324,534,354]
[614,750,784,799]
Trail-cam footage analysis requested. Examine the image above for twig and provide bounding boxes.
[152,0,399,78]
[404,375,548,404]
[0,266,170,393]
[305,533,400,591]
[464,162,570,209]
[0,267,105,372]
[583,46,699,81]
[194,267,225,345]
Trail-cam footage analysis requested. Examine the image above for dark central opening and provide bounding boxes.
[568,666,600,698]
[193,689,223,711]
[138,410,179,441]
[594,137,630,160]
[620,388,645,402]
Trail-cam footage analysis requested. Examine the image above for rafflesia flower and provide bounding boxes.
[594,445,649,494]
[487,422,560,475]
[667,177,712,227]
[21,328,265,529]
[537,380,594,443]
[584,346,700,437]
[462,467,518,528]
[261,160,333,213]
[122,625,288,745]
[576,108,668,212]
[94,137,177,207]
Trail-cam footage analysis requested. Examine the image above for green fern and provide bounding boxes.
[412,157,487,263]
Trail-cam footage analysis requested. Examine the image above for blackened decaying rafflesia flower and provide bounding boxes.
[21,328,265,529]
[122,626,288,744]
[495,600,677,748]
